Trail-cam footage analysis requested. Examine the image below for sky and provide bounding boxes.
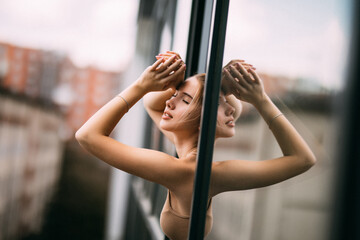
[0,0,353,89]
[0,0,139,71]
[223,0,352,89]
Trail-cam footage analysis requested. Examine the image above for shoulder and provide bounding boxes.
[210,160,248,196]
[156,155,197,191]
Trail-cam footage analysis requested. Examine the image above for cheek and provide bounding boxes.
[183,105,201,121]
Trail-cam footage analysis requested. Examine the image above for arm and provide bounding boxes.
[143,89,177,143]
[143,51,185,143]
[75,56,188,189]
[211,62,316,195]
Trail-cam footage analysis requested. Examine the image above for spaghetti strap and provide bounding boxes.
[160,190,214,239]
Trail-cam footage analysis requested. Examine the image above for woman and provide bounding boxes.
[75,51,316,240]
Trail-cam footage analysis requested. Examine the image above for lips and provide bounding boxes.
[162,111,173,120]
[225,119,235,127]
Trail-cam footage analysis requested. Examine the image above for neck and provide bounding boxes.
[173,131,199,159]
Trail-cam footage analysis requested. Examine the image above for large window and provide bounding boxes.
[208,0,352,240]
[121,0,356,239]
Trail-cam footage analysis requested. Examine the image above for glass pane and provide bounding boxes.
[209,0,352,240]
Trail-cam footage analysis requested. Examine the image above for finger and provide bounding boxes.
[151,57,164,70]
[156,54,170,61]
[157,55,177,72]
[230,68,252,91]
[157,53,174,58]
[157,53,180,61]
[162,64,186,83]
[223,69,242,93]
[239,63,253,72]
[163,55,177,66]
[166,51,181,59]
[223,68,236,82]
[229,65,250,88]
[225,63,253,73]
[236,63,253,84]
[159,59,183,78]
[234,78,247,99]
[224,59,245,68]
[155,55,166,60]
[249,69,261,84]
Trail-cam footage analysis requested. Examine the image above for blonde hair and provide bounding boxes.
[177,73,206,125]
[177,73,241,124]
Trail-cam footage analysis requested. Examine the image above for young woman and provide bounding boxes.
[75,51,316,240]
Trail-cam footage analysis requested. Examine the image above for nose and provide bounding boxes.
[226,104,235,116]
[166,98,175,110]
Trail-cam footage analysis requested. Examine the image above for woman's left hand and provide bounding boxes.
[222,62,267,105]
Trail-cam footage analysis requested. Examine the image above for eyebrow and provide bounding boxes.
[182,92,194,99]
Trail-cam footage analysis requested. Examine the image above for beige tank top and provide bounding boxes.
[160,191,213,240]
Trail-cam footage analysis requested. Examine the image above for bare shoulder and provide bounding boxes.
[156,154,198,192]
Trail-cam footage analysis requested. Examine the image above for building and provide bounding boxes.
[0,41,121,239]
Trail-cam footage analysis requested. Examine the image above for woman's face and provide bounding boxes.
[216,92,237,138]
[160,77,202,133]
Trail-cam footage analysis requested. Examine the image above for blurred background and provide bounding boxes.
[0,0,355,240]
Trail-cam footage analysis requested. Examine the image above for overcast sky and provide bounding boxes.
[223,0,352,89]
[0,0,139,71]
[0,0,352,89]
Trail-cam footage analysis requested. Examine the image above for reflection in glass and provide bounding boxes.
[209,0,352,240]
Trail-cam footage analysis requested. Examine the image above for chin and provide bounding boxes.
[159,120,170,131]
[216,130,235,139]
[224,132,235,138]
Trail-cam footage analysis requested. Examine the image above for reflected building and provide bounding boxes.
[0,41,121,239]
[66,66,121,133]
[0,41,66,239]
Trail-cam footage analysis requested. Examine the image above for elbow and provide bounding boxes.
[302,153,317,171]
[75,129,89,146]
[75,129,83,142]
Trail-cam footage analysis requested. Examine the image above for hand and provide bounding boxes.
[156,51,185,89]
[222,61,266,105]
[221,59,255,94]
[156,50,182,61]
[136,55,186,93]
[223,59,254,71]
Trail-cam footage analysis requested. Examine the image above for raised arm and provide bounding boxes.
[143,89,177,143]
[75,56,187,189]
[143,51,185,143]
[211,61,316,195]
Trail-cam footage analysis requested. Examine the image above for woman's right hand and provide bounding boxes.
[136,55,186,93]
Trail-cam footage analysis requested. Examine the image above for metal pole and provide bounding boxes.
[185,0,206,77]
[188,0,230,239]
[331,1,360,239]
